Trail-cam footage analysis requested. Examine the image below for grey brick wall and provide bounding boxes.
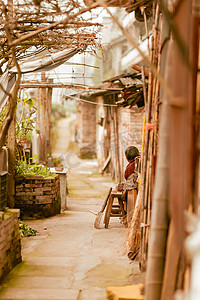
[15,175,61,218]
[78,101,97,159]
[0,209,22,282]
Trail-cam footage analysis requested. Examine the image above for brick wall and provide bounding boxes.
[78,101,96,159]
[118,106,144,179]
[109,106,144,181]
[15,175,60,219]
[0,209,22,282]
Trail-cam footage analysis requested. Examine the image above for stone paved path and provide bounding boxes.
[52,114,76,155]
[0,117,144,300]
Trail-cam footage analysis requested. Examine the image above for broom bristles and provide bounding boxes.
[127,189,142,260]
[94,211,103,229]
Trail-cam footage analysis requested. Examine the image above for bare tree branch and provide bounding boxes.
[0,3,21,150]
[8,1,100,47]
[0,0,102,148]
[0,0,102,72]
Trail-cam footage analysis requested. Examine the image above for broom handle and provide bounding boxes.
[101,187,112,213]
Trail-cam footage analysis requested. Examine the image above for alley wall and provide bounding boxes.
[77,101,97,159]
[0,209,22,282]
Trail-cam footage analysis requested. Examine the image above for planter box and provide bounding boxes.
[15,174,60,219]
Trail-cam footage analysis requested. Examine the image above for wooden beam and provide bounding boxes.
[131,64,149,76]
[20,83,92,89]
[20,82,123,91]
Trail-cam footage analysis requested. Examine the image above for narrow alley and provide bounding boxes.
[52,114,76,155]
[0,1,199,299]
[0,117,143,300]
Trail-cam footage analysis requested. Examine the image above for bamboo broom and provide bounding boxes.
[127,116,146,260]
[127,187,143,260]
[94,187,112,229]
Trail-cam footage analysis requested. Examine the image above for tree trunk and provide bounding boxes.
[7,116,16,208]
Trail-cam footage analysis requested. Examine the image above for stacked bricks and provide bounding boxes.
[15,175,61,219]
[0,209,22,282]
[117,106,144,180]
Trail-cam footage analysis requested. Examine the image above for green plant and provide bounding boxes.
[16,160,55,178]
[19,221,37,237]
[16,94,39,141]
[53,156,62,167]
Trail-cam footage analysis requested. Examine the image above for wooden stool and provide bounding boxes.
[104,191,126,228]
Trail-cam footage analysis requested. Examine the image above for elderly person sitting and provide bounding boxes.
[117,146,140,224]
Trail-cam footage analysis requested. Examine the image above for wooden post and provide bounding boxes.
[7,0,15,208]
[161,221,181,300]
[47,79,53,156]
[103,106,111,174]
[41,72,47,162]
[113,106,121,182]
[168,0,193,248]
[37,73,52,162]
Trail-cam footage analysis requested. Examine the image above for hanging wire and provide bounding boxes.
[63,61,99,69]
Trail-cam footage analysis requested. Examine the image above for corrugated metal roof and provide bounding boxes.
[0,48,80,112]
[119,77,135,86]
[10,48,79,74]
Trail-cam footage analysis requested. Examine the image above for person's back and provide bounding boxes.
[124,146,140,224]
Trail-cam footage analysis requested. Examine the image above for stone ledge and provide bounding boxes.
[5,209,20,218]
[24,175,44,180]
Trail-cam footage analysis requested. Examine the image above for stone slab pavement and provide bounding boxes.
[0,158,144,300]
